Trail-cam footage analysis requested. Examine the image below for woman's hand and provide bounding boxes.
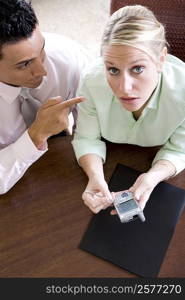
[110,172,158,216]
[82,174,113,213]
[111,160,176,215]
[129,172,159,210]
[129,160,176,210]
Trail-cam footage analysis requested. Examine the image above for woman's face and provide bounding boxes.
[103,44,165,113]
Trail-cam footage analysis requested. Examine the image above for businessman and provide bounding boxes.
[0,0,87,193]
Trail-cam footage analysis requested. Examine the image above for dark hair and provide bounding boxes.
[0,0,38,59]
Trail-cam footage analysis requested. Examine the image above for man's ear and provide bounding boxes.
[157,47,167,72]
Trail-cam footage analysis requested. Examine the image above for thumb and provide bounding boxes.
[102,186,113,203]
[137,190,151,210]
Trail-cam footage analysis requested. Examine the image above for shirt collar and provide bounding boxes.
[0,82,21,104]
[146,73,162,110]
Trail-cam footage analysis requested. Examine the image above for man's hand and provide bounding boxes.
[28,96,85,149]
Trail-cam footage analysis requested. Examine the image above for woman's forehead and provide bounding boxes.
[103,44,151,65]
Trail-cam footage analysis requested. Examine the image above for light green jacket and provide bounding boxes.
[72,54,185,174]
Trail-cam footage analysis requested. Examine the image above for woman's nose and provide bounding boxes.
[119,74,133,93]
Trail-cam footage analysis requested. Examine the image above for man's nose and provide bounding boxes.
[31,59,47,77]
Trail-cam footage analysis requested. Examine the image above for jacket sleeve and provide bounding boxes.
[0,131,47,194]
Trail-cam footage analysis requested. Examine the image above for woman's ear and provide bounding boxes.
[157,47,167,72]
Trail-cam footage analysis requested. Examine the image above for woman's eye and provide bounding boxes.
[108,67,120,75]
[132,66,144,74]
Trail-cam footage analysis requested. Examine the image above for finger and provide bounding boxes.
[83,193,111,211]
[84,190,113,206]
[129,184,142,197]
[42,96,62,108]
[90,202,110,212]
[60,97,86,109]
[138,199,146,210]
[83,193,102,208]
[110,192,117,201]
[102,202,113,210]
[94,193,112,206]
[91,204,105,214]
[83,195,104,213]
[102,189,114,204]
[111,192,115,198]
[138,191,151,210]
[132,186,146,202]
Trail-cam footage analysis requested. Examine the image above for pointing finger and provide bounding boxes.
[60,97,86,109]
[41,96,62,109]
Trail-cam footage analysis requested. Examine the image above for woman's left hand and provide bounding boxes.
[110,172,158,215]
[128,172,159,210]
[110,160,176,215]
[128,160,176,210]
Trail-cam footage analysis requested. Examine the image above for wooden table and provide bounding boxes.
[0,136,184,278]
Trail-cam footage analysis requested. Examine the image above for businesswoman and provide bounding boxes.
[72,5,185,213]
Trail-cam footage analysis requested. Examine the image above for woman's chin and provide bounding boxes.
[121,103,142,112]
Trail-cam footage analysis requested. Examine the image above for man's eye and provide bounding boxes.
[132,66,144,74]
[18,61,31,69]
[108,67,120,75]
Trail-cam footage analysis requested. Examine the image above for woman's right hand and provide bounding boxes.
[82,175,113,213]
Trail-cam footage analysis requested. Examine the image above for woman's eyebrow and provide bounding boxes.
[131,58,148,64]
[104,60,114,65]
[105,58,148,65]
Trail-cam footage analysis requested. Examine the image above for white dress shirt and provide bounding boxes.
[0,33,87,194]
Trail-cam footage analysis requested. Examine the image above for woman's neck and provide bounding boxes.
[132,100,148,120]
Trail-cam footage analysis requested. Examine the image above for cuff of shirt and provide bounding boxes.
[152,150,185,174]
[12,130,48,163]
[71,139,106,162]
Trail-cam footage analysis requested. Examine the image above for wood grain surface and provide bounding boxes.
[0,136,184,277]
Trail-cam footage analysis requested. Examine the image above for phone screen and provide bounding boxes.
[118,199,138,214]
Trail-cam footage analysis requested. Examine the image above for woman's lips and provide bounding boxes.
[119,97,140,104]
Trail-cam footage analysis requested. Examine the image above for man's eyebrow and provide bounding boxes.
[15,58,33,67]
[15,38,45,66]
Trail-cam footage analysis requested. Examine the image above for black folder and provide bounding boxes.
[79,164,185,277]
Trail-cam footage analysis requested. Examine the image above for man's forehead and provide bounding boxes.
[1,26,44,64]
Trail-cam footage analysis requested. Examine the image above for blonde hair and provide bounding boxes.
[101,5,167,60]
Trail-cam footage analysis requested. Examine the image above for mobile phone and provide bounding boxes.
[114,191,145,223]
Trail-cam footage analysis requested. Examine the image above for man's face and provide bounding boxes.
[0,26,47,88]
